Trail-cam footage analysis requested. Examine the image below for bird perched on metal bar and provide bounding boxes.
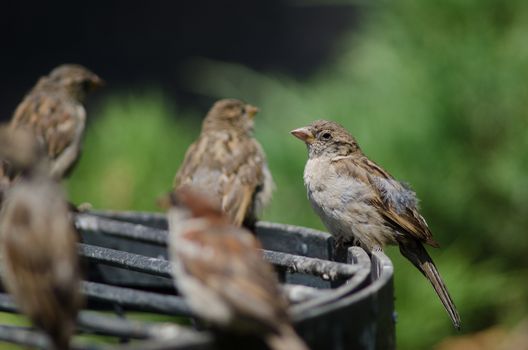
[160,188,308,350]
[0,127,82,350]
[291,120,461,330]
[7,64,103,180]
[173,99,273,229]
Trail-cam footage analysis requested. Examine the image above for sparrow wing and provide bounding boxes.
[173,136,208,188]
[221,162,264,226]
[176,228,288,331]
[11,91,82,161]
[220,139,268,226]
[362,157,439,247]
[335,156,439,247]
[0,192,81,337]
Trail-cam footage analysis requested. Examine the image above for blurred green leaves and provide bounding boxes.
[67,0,528,348]
[67,92,199,211]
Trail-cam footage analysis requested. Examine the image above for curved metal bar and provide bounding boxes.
[78,311,206,341]
[262,250,359,280]
[76,214,168,245]
[86,210,168,230]
[0,325,51,349]
[79,211,333,256]
[291,246,371,316]
[293,250,395,350]
[0,324,110,350]
[82,281,192,316]
[78,244,173,278]
[0,210,395,350]
[0,294,198,343]
[0,293,16,312]
[75,215,359,280]
[0,290,192,332]
[295,249,393,321]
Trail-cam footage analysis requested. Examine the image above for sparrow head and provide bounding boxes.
[40,64,104,101]
[291,120,360,158]
[158,187,226,222]
[0,126,45,175]
[202,98,259,134]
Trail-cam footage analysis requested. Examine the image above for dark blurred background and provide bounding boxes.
[0,0,358,118]
[2,1,528,349]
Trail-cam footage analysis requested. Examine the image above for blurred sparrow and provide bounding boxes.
[0,127,82,349]
[291,120,461,330]
[161,188,308,350]
[173,99,273,228]
[0,126,43,205]
[9,64,103,180]
[0,160,11,204]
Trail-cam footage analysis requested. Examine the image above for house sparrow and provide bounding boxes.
[291,120,461,330]
[8,64,103,180]
[173,99,273,228]
[161,188,308,350]
[0,128,82,349]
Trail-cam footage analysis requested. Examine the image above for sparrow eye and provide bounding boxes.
[321,132,332,140]
[81,80,92,91]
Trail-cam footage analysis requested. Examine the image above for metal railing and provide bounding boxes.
[0,211,395,350]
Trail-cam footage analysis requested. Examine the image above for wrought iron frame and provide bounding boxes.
[0,211,395,349]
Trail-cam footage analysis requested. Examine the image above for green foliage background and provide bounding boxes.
[63,0,528,348]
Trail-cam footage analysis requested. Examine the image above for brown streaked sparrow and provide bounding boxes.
[0,127,82,349]
[291,120,461,330]
[173,98,273,228]
[9,64,103,180]
[160,188,308,350]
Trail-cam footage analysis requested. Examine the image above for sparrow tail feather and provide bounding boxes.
[50,332,70,350]
[265,325,309,350]
[232,187,252,227]
[399,240,461,330]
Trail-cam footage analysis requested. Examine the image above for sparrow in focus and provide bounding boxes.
[291,120,461,330]
[160,188,308,350]
[8,64,103,180]
[173,99,273,228]
[0,127,82,349]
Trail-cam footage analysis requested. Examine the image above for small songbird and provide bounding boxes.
[173,99,273,228]
[161,188,308,350]
[8,64,103,180]
[0,128,82,350]
[291,120,461,330]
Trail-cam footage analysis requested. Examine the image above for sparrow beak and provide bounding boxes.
[290,127,315,144]
[245,105,259,119]
[90,75,105,90]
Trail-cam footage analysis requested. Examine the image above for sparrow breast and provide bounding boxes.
[304,156,398,249]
